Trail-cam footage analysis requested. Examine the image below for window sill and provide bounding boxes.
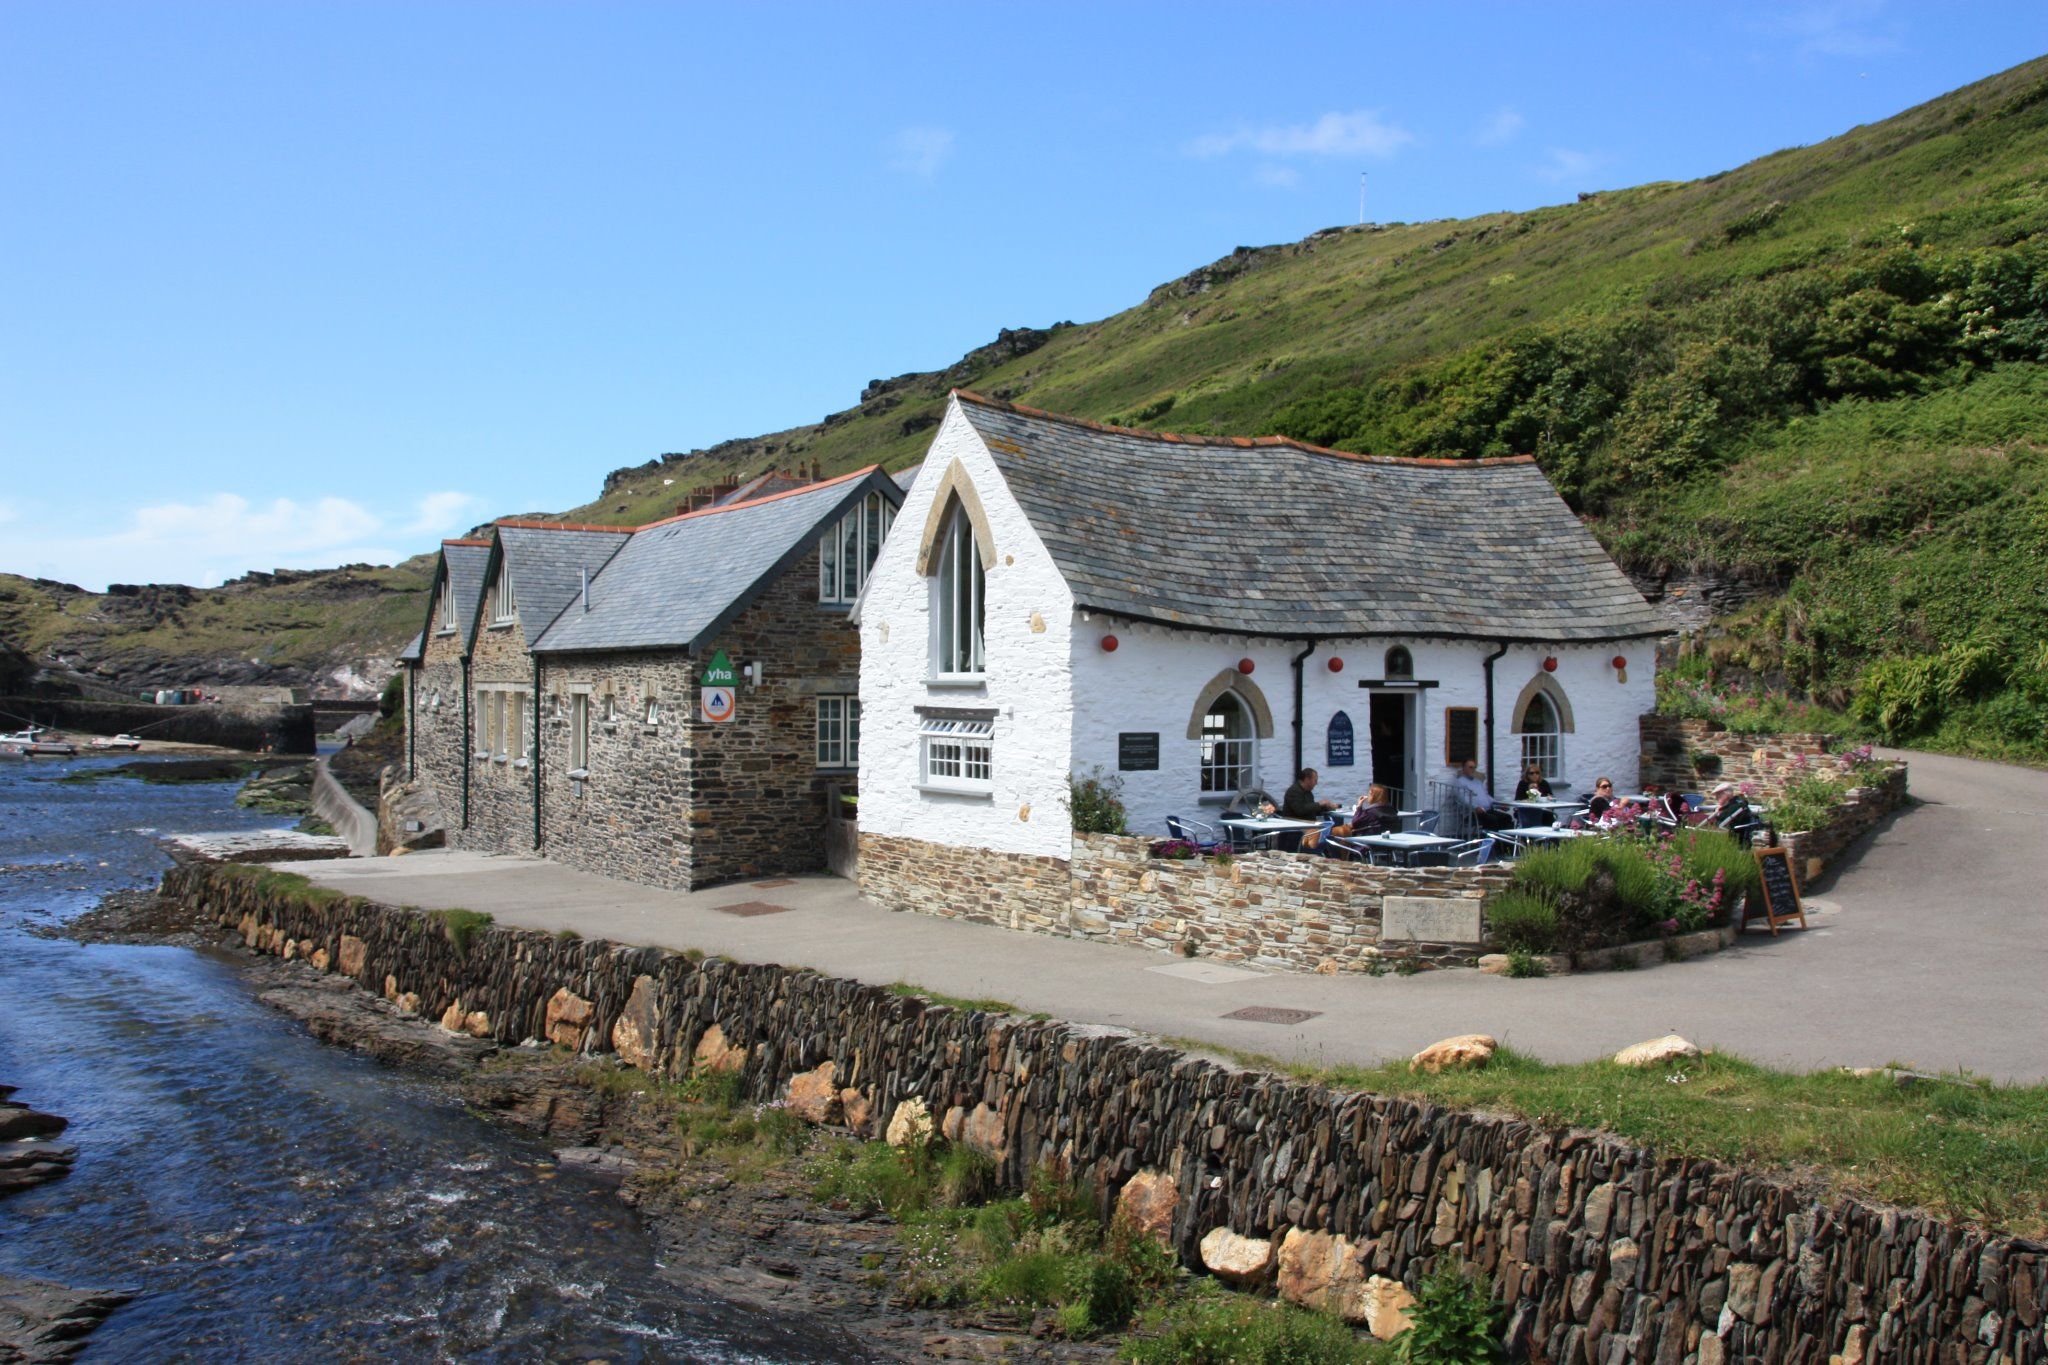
[435,628,456,637]
[567,767,590,782]
[815,601,854,613]
[924,677,988,691]
[1197,794,1237,807]
[817,764,857,775]
[492,755,509,764]
[917,782,993,800]
[488,620,516,630]
[473,752,490,761]
[513,759,530,770]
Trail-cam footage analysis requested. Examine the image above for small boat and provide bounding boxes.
[89,734,144,751]
[1,728,79,756]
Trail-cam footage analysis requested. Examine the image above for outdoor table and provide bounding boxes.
[1502,825,1587,843]
[1509,797,1585,827]
[1218,816,1324,849]
[1353,831,1460,866]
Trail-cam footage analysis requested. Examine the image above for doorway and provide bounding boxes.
[1368,692,1413,806]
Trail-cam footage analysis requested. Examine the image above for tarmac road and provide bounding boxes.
[281,748,2048,1083]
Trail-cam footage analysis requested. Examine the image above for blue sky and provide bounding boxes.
[2,2,2042,588]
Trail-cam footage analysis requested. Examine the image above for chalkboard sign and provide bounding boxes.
[1746,845,1808,935]
[1118,732,1160,772]
[1444,707,1479,766]
[1326,710,1355,767]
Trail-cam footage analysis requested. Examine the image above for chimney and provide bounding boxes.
[580,566,590,612]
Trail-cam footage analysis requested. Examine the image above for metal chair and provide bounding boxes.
[1166,815,1222,853]
[1443,836,1498,866]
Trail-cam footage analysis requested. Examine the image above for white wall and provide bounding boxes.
[857,400,1078,860]
[1068,627,1654,839]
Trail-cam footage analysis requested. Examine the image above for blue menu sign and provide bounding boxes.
[1327,710,1355,767]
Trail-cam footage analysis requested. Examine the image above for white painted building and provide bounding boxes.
[856,391,1670,876]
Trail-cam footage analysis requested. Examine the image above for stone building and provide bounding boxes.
[399,467,902,888]
[855,391,1672,925]
[396,536,492,824]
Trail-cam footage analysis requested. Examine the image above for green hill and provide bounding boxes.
[573,54,2048,761]
[8,56,2046,748]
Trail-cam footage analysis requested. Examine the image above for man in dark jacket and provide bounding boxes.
[1281,767,1339,820]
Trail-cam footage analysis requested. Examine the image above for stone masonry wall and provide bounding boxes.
[859,831,1072,933]
[684,560,861,885]
[177,862,2047,1365]
[1780,766,1910,887]
[1071,834,1508,970]
[861,831,1508,969]
[535,651,700,889]
[454,610,539,856]
[1638,717,1835,797]
[408,621,468,832]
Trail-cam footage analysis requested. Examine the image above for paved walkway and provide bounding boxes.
[276,749,2048,1083]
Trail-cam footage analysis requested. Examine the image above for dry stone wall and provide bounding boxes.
[1780,766,1910,886]
[173,863,2045,1364]
[1638,717,1836,797]
[858,831,1072,932]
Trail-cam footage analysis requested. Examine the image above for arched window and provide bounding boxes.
[1518,691,1562,781]
[1384,646,1413,680]
[1200,692,1256,793]
[819,490,897,605]
[931,504,985,678]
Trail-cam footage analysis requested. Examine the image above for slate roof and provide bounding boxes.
[442,541,493,649]
[396,631,423,664]
[487,526,631,642]
[532,467,901,655]
[954,391,1670,643]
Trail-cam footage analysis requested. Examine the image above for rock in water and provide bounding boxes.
[0,1273,132,1362]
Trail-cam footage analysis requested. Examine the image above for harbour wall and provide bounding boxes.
[167,862,2046,1364]
[0,696,315,753]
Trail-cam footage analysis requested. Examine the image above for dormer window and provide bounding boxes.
[820,490,896,605]
[438,578,457,633]
[491,569,517,625]
[931,505,985,680]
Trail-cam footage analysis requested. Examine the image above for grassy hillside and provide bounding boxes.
[570,55,2048,761]
[0,559,433,697]
[9,57,2045,743]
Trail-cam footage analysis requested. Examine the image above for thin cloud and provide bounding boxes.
[1764,0,1903,58]
[1532,147,1604,185]
[7,492,474,590]
[887,126,956,179]
[1252,164,1301,190]
[1474,106,1524,147]
[1186,110,1413,160]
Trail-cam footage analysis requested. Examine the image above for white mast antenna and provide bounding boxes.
[1358,171,1367,225]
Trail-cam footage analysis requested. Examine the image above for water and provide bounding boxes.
[0,754,867,1362]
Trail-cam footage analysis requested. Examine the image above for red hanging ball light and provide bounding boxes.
[1237,657,1255,675]
[1611,655,1628,670]
[1542,656,1558,672]
[1327,656,1344,673]
[1100,634,1119,652]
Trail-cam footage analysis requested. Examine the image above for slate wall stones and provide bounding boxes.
[1638,716,1836,796]
[175,863,2047,1364]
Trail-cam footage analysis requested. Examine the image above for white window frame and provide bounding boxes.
[919,714,993,794]
[474,687,494,759]
[930,507,985,681]
[438,579,457,634]
[1518,692,1564,783]
[568,691,591,774]
[490,568,517,626]
[816,694,859,770]
[644,693,662,726]
[507,689,527,767]
[820,491,896,606]
[1199,692,1256,795]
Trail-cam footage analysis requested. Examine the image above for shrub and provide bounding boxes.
[1510,840,1675,953]
[1069,769,1130,835]
[1395,1258,1503,1364]
[1852,638,2008,741]
[1667,828,1761,906]
[1504,949,1549,979]
[431,907,494,956]
[378,672,405,719]
[1484,890,1558,953]
[679,1066,747,1109]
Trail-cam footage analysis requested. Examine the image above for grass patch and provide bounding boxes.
[1278,1046,2048,1236]
[886,981,1030,1015]
[431,907,494,956]
[1121,1281,1384,1363]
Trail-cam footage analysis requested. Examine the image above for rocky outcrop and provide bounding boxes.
[0,1091,75,1197]
[0,1274,132,1363]
[167,862,2048,1364]
[1410,1034,1497,1073]
[1614,1035,1703,1068]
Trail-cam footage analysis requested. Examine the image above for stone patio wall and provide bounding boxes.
[1638,716,1836,796]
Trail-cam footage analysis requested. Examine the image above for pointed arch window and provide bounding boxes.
[1199,692,1257,794]
[820,490,896,605]
[1518,691,1563,781]
[931,504,985,679]
[1384,646,1413,680]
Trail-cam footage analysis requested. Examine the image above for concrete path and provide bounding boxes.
[276,749,2048,1083]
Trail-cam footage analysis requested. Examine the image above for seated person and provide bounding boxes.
[1585,777,1616,819]
[1641,783,1689,822]
[1280,767,1340,820]
[1451,759,1515,831]
[1707,782,1755,829]
[1332,784,1394,837]
[1513,764,1553,800]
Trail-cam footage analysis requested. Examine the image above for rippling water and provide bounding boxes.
[0,753,867,1363]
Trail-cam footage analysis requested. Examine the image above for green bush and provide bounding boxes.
[378,671,405,719]
[1122,1283,1382,1363]
[1509,840,1676,952]
[1484,890,1558,953]
[1503,949,1549,979]
[1851,638,2009,741]
[1666,828,1762,905]
[431,907,494,956]
[1395,1259,1503,1364]
[1070,769,1131,835]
